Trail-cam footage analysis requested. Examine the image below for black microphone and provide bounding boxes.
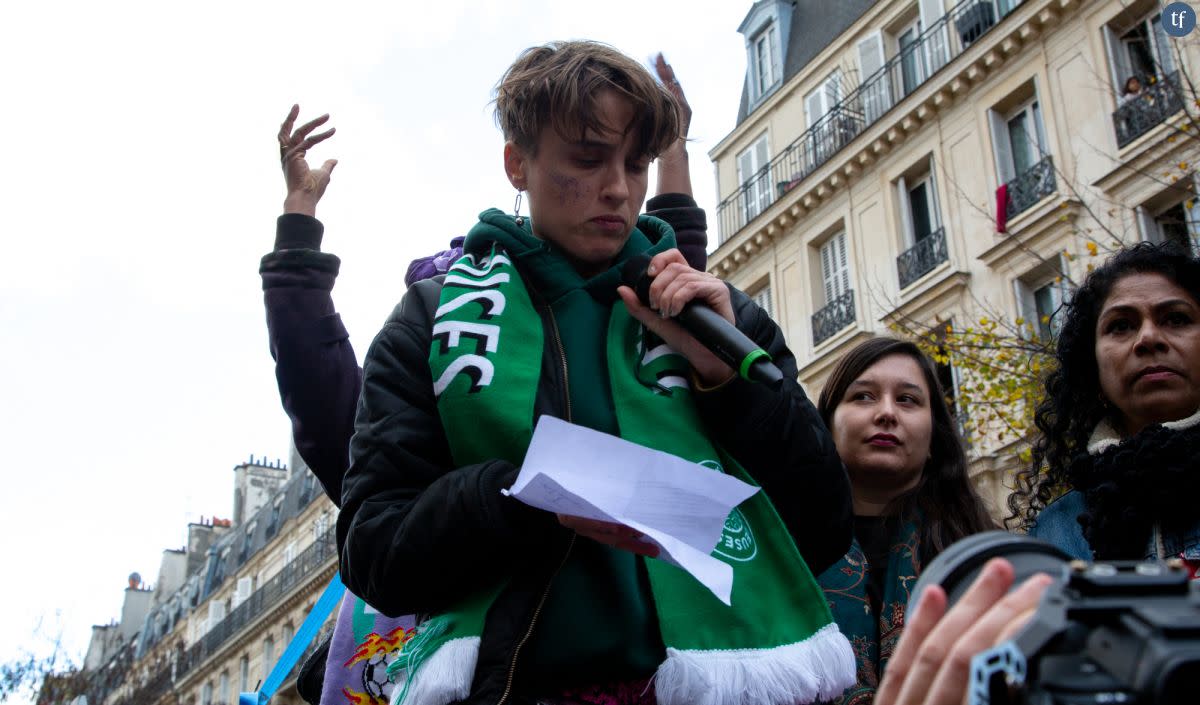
[621,254,784,388]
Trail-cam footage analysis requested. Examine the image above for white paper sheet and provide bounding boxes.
[503,415,759,604]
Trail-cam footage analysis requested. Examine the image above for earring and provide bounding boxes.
[513,191,524,227]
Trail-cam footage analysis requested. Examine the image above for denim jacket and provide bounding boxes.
[1030,409,1200,562]
[1031,491,1200,562]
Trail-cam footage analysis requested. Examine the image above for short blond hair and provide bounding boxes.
[494,40,680,159]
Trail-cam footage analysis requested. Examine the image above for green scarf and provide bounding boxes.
[817,521,921,705]
[391,237,854,705]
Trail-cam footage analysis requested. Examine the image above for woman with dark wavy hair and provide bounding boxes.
[1010,241,1200,562]
[815,337,994,704]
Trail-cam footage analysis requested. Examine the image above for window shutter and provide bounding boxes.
[836,234,850,296]
[1136,205,1160,243]
[234,577,252,606]
[919,0,949,71]
[820,242,834,303]
[857,33,888,122]
[768,25,780,87]
[805,88,826,128]
[1102,25,1130,99]
[897,175,915,246]
[988,110,1015,184]
[753,285,774,319]
[1151,16,1176,75]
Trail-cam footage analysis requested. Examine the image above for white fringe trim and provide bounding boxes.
[653,624,857,705]
[390,636,479,705]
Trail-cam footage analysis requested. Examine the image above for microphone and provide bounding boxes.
[621,254,784,388]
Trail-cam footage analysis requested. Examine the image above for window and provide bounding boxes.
[1105,9,1175,96]
[805,71,845,165]
[239,655,249,692]
[1138,193,1200,254]
[263,635,276,675]
[266,497,283,538]
[239,522,256,563]
[751,284,773,319]
[804,71,842,130]
[282,622,294,649]
[314,512,330,540]
[284,540,297,565]
[751,22,781,100]
[898,164,942,246]
[858,32,890,123]
[201,681,213,705]
[1015,260,1068,341]
[218,671,229,705]
[896,19,926,97]
[736,134,771,225]
[819,233,851,305]
[991,98,1047,184]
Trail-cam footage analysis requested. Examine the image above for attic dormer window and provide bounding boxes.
[751,22,781,101]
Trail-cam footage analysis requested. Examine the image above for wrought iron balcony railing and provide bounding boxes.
[1004,155,1056,220]
[717,0,1023,243]
[812,289,856,346]
[896,227,950,289]
[1113,71,1184,149]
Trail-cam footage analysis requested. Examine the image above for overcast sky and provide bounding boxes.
[0,0,751,697]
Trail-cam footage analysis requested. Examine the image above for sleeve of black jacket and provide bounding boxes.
[260,214,362,506]
[645,193,707,271]
[692,286,853,576]
[337,279,558,617]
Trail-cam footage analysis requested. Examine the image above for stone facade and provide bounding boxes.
[711,0,1200,517]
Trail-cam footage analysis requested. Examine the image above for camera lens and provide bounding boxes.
[908,531,1072,611]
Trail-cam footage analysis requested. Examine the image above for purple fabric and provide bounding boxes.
[319,597,415,705]
[404,237,465,287]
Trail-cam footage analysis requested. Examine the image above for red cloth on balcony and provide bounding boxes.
[995,183,1009,233]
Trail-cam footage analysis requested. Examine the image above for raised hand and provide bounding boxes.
[278,104,338,217]
[653,53,691,138]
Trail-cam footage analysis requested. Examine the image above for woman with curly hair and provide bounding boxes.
[815,337,994,704]
[1009,241,1200,562]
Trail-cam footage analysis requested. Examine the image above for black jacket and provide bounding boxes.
[337,271,853,704]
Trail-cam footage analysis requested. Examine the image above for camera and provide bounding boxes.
[910,531,1200,705]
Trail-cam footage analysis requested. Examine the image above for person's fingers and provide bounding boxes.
[292,113,330,142]
[925,573,1053,705]
[320,159,338,176]
[658,271,720,320]
[892,559,1015,705]
[556,514,639,539]
[278,104,299,144]
[298,127,336,151]
[876,585,948,705]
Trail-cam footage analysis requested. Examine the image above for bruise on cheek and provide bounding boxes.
[549,170,589,205]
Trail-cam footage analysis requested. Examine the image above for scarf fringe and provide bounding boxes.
[391,636,479,705]
[653,624,856,705]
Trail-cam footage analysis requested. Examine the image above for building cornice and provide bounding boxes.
[977,198,1082,269]
[710,0,1084,280]
[1092,118,1200,195]
[882,270,973,326]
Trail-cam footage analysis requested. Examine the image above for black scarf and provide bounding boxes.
[1069,420,1200,560]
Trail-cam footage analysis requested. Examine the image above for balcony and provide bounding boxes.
[1004,156,1056,220]
[1113,72,1184,149]
[896,228,949,289]
[717,0,1023,243]
[812,289,856,346]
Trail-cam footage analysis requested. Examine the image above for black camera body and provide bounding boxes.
[911,532,1200,705]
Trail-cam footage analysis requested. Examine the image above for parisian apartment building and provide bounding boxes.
[59,453,337,705]
[711,0,1200,514]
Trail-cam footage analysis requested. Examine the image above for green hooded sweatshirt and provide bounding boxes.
[461,208,677,692]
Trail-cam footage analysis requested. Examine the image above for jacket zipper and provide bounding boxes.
[496,302,573,705]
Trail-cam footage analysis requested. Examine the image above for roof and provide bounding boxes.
[736,0,882,125]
